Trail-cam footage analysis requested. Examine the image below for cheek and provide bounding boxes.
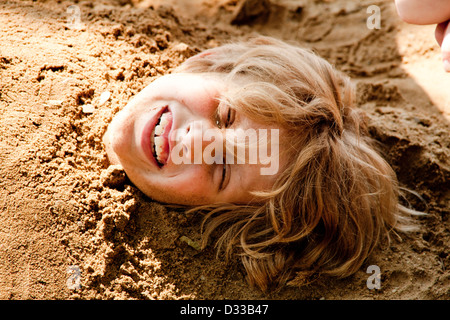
[129,167,215,205]
[150,190,211,205]
[144,183,213,205]
[162,168,212,195]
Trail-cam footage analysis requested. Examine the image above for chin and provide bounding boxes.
[103,127,121,165]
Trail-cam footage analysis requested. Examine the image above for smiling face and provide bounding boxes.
[103,72,284,205]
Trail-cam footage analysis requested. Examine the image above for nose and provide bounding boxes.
[172,120,224,165]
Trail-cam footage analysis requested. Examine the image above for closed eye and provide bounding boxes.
[218,163,230,191]
[225,107,235,127]
[214,105,235,129]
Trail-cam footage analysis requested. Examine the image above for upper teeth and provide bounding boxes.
[152,112,170,163]
[155,112,170,136]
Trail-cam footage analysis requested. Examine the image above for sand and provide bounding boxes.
[0,0,448,300]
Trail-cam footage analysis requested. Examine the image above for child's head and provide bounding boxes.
[103,69,285,205]
[104,36,417,290]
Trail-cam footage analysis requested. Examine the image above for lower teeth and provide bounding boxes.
[154,136,164,163]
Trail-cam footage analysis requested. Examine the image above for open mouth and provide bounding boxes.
[150,106,173,167]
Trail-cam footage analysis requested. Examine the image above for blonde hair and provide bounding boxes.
[175,36,421,291]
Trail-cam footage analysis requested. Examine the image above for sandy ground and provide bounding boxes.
[0,0,448,300]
